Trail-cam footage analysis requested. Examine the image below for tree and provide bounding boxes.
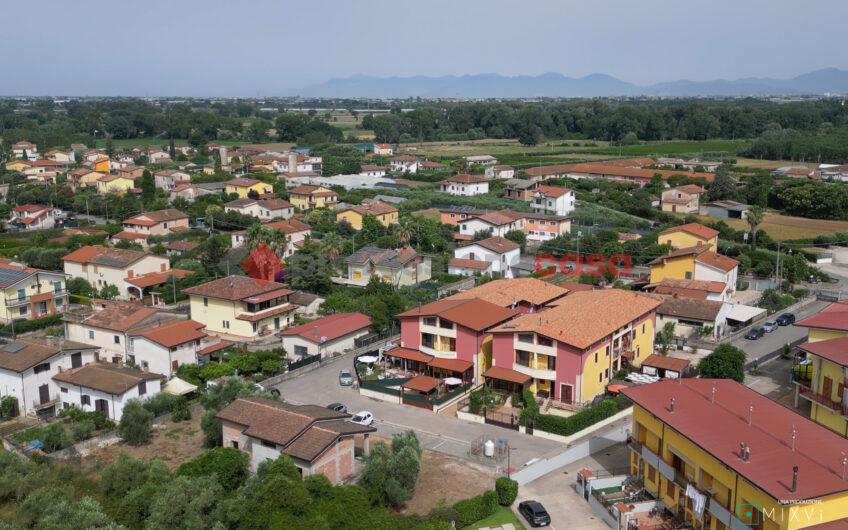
[201,237,226,274]
[698,344,746,382]
[14,487,117,530]
[140,170,155,203]
[656,322,676,355]
[66,277,95,296]
[392,219,415,248]
[200,377,280,447]
[707,167,736,202]
[105,136,114,159]
[145,475,225,530]
[98,284,120,300]
[504,229,527,249]
[319,232,343,262]
[118,399,154,446]
[746,205,765,246]
[177,447,249,492]
[450,157,468,174]
[361,430,421,507]
[518,124,544,146]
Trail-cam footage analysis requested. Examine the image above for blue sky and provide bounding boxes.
[3,0,847,96]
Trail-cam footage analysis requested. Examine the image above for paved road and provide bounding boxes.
[270,354,567,470]
[727,299,828,363]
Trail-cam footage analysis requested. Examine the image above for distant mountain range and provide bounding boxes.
[299,68,848,98]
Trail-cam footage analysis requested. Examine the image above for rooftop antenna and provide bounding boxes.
[748,403,753,425]
[843,453,847,481]
[711,381,716,403]
[669,397,675,413]
[791,425,796,452]
[792,465,798,492]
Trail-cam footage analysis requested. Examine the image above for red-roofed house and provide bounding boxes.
[118,209,190,247]
[658,223,720,251]
[10,205,55,231]
[531,185,575,216]
[130,319,208,377]
[390,155,421,174]
[230,219,311,258]
[452,236,521,278]
[438,174,489,196]
[278,313,372,359]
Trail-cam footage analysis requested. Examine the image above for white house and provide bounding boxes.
[530,185,575,216]
[278,312,371,359]
[154,169,191,190]
[390,156,421,174]
[10,205,55,231]
[0,338,100,418]
[359,165,387,177]
[53,363,165,421]
[62,246,172,300]
[464,155,497,166]
[485,165,515,180]
[457,210,523,237]
[438,174,489,196]
[224,198,294,220]
[130,319,208,378]
[655,297,730,339]
[448,258,495,277]
[694,252,740,301]
[453,236,521,279]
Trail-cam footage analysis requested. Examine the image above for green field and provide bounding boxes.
[470,506,527,529]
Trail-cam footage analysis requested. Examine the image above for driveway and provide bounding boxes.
[270,354,566,469]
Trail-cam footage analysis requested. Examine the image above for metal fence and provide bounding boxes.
[288,353,321,372]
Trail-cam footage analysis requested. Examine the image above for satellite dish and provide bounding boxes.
[320,336,328,343]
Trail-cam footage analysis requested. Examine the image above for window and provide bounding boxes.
[594,352,598,363]
[684,271,692,280]
[89,330,94,340]
[294,345,308,357]
[114,335,120,344]
[666,478,675,500]
[163,222,168,229]
[516,350,530,366]
[223,320,230,329]
[261,440,276,448]
[81,395,90,406]
[518,334,534,344]
[19,306,27,316]
[642,323,646,334]
[53,281,62,292]
[438,319,453,330]
[605,368,609,379]
[647,465,656,483]
[60,387,68,393]
[598,373,602,382]
[547,356,556,370]
[605,345,610,356]
[204,297,208,307]
[423,317,437,327]
[34,363,50,374]
[252,322,257,332]
[138,382,146,395]
[538,337,553,347]
[16,289,25,300]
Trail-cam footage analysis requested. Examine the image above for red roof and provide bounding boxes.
[278,312,371,343]
[198,341,235,356]
[695,251,739,272]
[448,258,491,270]
[798,337,848,367]
[402,375,440,393]
[623,379,848,502]
[441,173,488,184]
[385,347,433,364]
[12,204,49,213]
[658,223,720,240]
[533,185,571,198]
[133,320,206,348]
[124,269,193,288]
[396,298,517,332]
[481,366,531,385]
[427,358,473,373]
[795,301,848,332]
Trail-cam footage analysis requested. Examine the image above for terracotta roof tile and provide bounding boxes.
[658,223,720,240]
[448,258,491,270]
[278,312,371,342]
[133,319,206,348]
[468,236,520,254]
[482,366,531,385]
[53,363,164,395]
[182,276,291,302]
[798,337,848,367]
[695,251,739,272]
[447,278,569,308]
[441,173,488,184]
[795,301,848,332]
[647,244,712,266]
[397,298,516,332]
[0,338,97,373]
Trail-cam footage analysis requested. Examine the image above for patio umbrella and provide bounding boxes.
[358,355,378,363]
[443,377,462,386]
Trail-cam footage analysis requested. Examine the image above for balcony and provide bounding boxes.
[512,362,556,381]
[797,383,844,413]
[32,394,60,410]
[6,289,67,307]
[419,344,456,359]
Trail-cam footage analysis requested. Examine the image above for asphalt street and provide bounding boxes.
[727,299,829,363]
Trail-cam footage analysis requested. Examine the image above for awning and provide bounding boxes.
[641,354,689,372]
[198,341,234,356]
[726,304,766,323]
[386,347,433,364]
[402,375,440,393]
[428,358,473,373]
[482,366,531,385]
[162,377,198,396]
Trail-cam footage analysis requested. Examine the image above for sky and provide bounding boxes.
[4,0,848,97]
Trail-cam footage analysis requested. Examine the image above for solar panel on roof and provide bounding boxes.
[4,343,26,353]
[94,257,129,267]
[0,268,30,286]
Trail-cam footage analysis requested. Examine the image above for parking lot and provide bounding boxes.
[726,299,827,363]
[269,353,567,469]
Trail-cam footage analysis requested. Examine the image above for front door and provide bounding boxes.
[71,353,82,369]
[560,383,573,404]
[38,384,50,405]
[95,399,109,417]
[823,376,834,400]
[274,317,280,330]
[172,360,179,372]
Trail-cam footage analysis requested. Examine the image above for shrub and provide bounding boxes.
[495,477,518,506]
[141,392,176,417]
[59,408,113,430]
[71,419,96,442]
[519,390,539,423]
[0,314,62,335]
[177,447,249,492]
[41,422,73,452]
[533,399,621,437]
[118,400,154,446]
[171,397,191,422]
[1,395,17,418]
[452,490,498,527]
[614,369,628,380]
[469,389,484,414]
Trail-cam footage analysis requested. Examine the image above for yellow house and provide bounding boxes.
[92,156,110,173]
[202,165,216,175]
[5,159,31,172]
[225,178,273,198]
[648,245,707,283]
[96,174,138,195]
[0,262,67,324]
[793,301,848,436]
[336,202,399,230]
[288,184,339,210]
[183,275,296,340]
[658,223,720,251]
[623,378,848,530]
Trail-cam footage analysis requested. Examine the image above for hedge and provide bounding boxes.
[526,395,631,437]
[452,490,498,527]
[495,477,518,506]
[0,314,62,335]
[69,294,91,305]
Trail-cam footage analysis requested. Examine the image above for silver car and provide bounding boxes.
[763,321,777,333]
[339,369,353,386]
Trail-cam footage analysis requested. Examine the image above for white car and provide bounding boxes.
[350,411,374,426]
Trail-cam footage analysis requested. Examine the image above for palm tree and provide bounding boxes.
[321,233,344,262]
[244,223,266,251]
[746,206,765,246]
[267,229,288,259]
[393,220,415,248]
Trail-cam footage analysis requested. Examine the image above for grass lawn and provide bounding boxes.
[470,506,527,529]
[734,158,818,170]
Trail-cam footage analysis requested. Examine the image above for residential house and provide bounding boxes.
[148,151,171,164]
[439,206,488,226]
[53,363,164,421]
[447,258,494,277]
[503,179,537,201]
[341,246,431,287]
[359,165,387,177]
[446,277,570,313]
[44,149,74,164]
[661,184,707,214]
[647,245,739,301]
[287,184,339,210]
[116,165,144,179]
[66,168,104,190]
[169,182,225,202]
[225,178,273,198]
[5,159,31,172]
[438,174,489,196]
[656,157,721,171]
[62,299,184,362]
[530,185,576,216]
[11,141,37,159]
[289,291,324,317]
[216,397,376,480]
[335,202,399,230]
[182,276,296,340]
[9,205,54,231]
[173,143,193,156]
[96,173,138,195]
[643,277,727,301]
[623,378,848,530]
[0,338,99,418]
[278,312,372,359]
[457,210,522,238]
[373,143,394,156]
[452,236,521,278]
[230,219,310,257]
[658,223,720,252]
[0,261,67,324]
[419,160,447,171]
[563,163,715,187]
[654,295,729,339]
[488,290,660,403]
[390,155,421,174]
[154,169,191,190]
[485,165,515,179]
[130,319,208,377]
[819,164,848,182]
[792,301,848,436]
[464,155,497,166]
[700,200,750,220]
[224,198,294,220]
[62,246,172,300]
[165,241,199,256]
[522,212,571,242]
[114,209,190,247]
[86,155,110,173]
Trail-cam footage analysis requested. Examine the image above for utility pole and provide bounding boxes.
[776,241,781,292]
[171,274,177,305]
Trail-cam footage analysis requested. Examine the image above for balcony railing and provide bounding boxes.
[6,289,67,306]
[32,394,60,410]
[797,383,844,413]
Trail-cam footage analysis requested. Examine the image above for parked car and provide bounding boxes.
[776,313,796,326]
[350,411,373,426]
[745,327,765,340]
[326,402,347,413]
[518,500,551,527]
[339,369,353,386]
[763,321,777,333]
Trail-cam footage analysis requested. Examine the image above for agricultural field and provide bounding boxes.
[734,157,818,170]
[681,211,848,241]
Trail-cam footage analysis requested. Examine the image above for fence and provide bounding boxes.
[360,377,410,397]
[288,353,320,372]
[436,277,475,296]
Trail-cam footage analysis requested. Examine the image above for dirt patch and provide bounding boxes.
[403,448,495,515]
[75,411,206,476]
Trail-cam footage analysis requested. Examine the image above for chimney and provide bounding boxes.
[792,465,798,492]
[745,446,751,461]
[143,365,149,373]
[740,442,747,461]
[669,397,675,413]
[748,403,753,425]
[313,325,318,337]
[711,382,716,404]
[289,153,297,173]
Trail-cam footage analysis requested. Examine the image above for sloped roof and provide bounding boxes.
[182,275,291,302]
[647,244,712,266]
[396,298,517,332]
[795,301,848,332]
[695,251,739,272]
[447,277,569,308]
[62,246,153,268]
[441,173,488,184]
[468,236,520,254]
[0,339,97,373]
[448,258,491,270]
[656,296,724,321]
[658,223,720,240]
[132,319,206,348]
[53,363,164,395]
[798,337,848,368]
[278,312,371,343]
[343,245,420,268]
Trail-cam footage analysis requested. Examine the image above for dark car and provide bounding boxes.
[518,500,551,527]
[776,313,796,326]
[745,327,765,340]
[326,402,347,413]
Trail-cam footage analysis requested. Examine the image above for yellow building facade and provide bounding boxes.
[649,252,698,284]
[658,223,719,251]
[0,266,67,324]
[288,185,338,210]
[226,179,272,198]
[336,205,399,230]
